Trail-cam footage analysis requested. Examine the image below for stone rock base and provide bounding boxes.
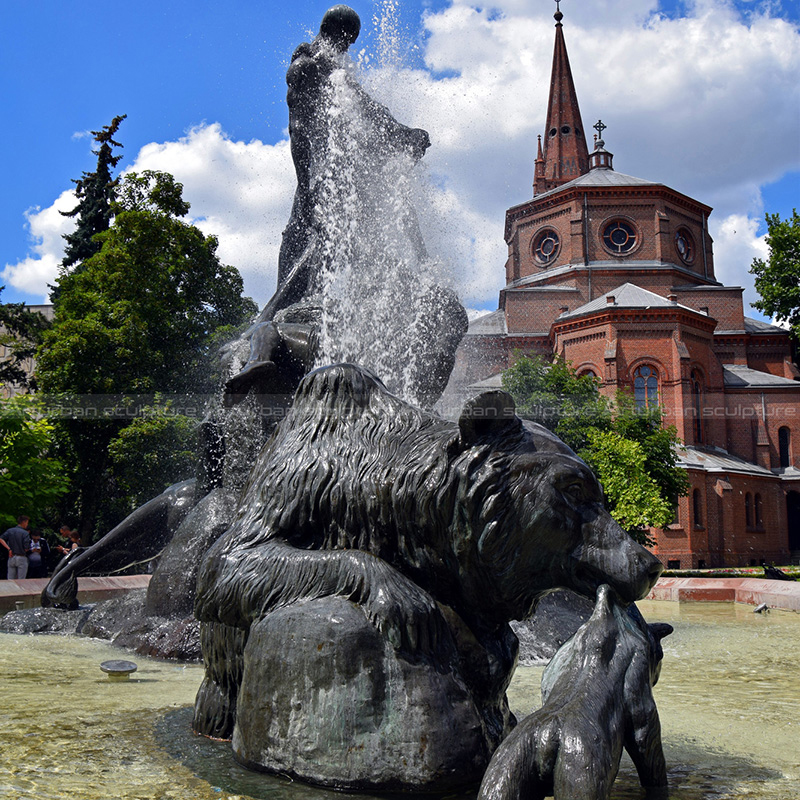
[232,597,492,792]
[0,590,201,661]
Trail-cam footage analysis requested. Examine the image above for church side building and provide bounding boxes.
[456,8,800,568]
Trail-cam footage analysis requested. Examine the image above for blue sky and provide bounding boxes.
[2,0,798,315]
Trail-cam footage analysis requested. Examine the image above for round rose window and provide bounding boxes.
[602,220,638,254]
[533,228,560,265]
[675,228,695,264]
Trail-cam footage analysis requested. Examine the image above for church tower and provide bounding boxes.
[502,6,717,300]
[458,1,800,570]
[534,2,590,195]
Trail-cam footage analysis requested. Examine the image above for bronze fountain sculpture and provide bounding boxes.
[31,7,671,798]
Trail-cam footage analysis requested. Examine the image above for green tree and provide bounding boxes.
[582,429,674,531]
[0,288,50,390]
[611,392,689,510]
[39,170,256,395]
[750,209,800,341]
[37,170,257,539]
[502,353,687,542]
[107,399,198,510]
[501,354,611,450]
[0,396,69,529]
[59,115,127,274]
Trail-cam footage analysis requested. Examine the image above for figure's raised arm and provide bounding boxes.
[350,81,431,161]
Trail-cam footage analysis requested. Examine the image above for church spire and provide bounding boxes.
[534,2,590,196]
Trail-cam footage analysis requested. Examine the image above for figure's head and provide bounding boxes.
[319,5,361,51]
[17,515,29,529]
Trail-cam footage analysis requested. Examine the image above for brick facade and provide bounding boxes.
[453,12,800,567]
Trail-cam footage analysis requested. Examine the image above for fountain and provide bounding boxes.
[2,600,799,799]
[37,2,468,632]
[5,5,793,799]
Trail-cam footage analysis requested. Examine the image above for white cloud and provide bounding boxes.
[3,125,296,307]
[710,212,769,316]
[2,190,75,300]
[4,0,798,316]
[126,123,295,305]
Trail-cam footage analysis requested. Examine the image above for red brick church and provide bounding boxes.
[456,7,800,568]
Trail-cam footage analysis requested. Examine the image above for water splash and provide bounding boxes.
[373,0,404,71]
[308,12,461,407]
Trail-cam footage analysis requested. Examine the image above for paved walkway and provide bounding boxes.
[0,574,150,614]
[2,574,798,614]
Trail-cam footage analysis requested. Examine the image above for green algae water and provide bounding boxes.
[1,600,798,800]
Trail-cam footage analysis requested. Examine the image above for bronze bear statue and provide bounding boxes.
[193,364,663,792]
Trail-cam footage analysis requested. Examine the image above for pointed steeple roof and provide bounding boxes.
[534,3,590,196]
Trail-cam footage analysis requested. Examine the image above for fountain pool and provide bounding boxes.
[1,600,797,800]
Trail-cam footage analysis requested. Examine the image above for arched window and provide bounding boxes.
[692,489,703,528]
[669,493,679,526]
[633,365,659,410]
[691,369,703,444]
[579,368,597,379]
[755,493,763,528]
[779,426,791,469]
[745,493,753,528]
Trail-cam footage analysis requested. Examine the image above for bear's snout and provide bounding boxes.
[570,512,664,604]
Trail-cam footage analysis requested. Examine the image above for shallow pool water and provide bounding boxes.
[1,600,798,799]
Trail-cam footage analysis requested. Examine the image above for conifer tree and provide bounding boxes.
[56,115,126,290]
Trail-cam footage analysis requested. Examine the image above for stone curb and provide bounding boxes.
[3,574,798,615]
[0,574,151,614]
[647,577,800,611]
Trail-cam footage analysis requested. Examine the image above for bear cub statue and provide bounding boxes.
[478,583,673,800]
[193,364,663,793]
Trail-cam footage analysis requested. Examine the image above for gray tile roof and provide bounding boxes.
[467,373,506,391]
[678,445,775,476]
[528,170,661,202]
[722,364,800,389]
[558,283,695,319]
[743,316,789,334]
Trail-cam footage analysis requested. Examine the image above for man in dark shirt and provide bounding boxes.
[1,515,31,579]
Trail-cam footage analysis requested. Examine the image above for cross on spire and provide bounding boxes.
[554,0,563,23]
[593,119,607,140]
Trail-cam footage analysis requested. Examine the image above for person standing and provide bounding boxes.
[26,530,51,579]
[55,524,75,558]
[1,515,32,580]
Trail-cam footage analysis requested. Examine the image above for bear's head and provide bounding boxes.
[450,390,664,625]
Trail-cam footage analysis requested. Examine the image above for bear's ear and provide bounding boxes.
[458,390,520,445]
[648,622,674,642]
